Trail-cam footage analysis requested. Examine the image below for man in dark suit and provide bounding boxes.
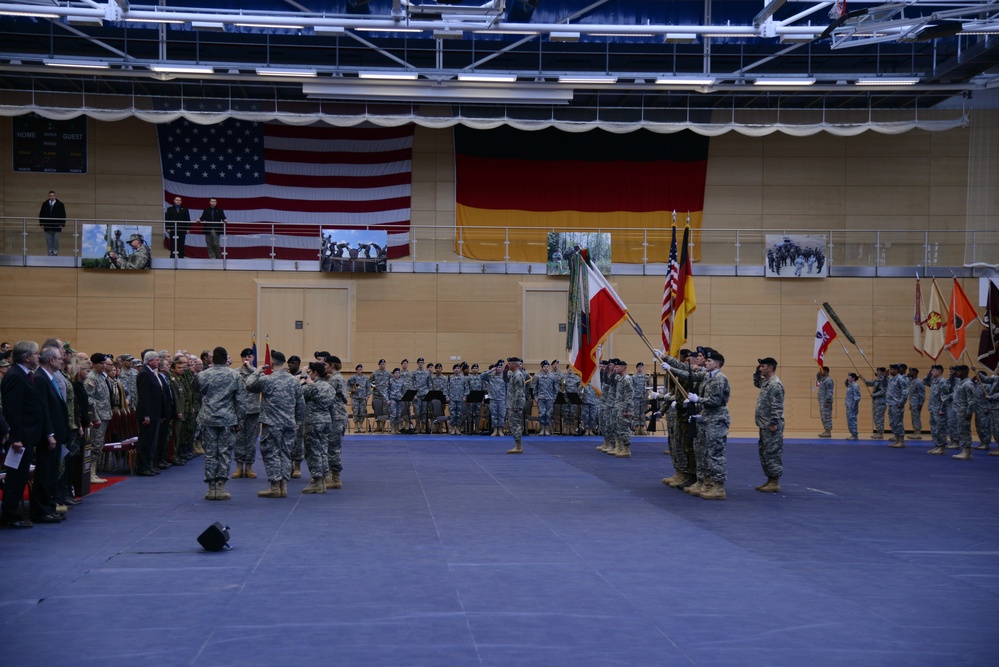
[165,195,191,258]
[155,354,175,468]
[196,197,227,259]
[1,341,54,528]
[136,351,163,476]
[38,190,67,256]
[34,345,70,523]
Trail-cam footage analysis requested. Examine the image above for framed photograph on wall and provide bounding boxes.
[81,224,152,269]
[765,234,828,278]
[547,232,612,276]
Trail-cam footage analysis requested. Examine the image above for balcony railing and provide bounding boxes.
[1,217,993,275]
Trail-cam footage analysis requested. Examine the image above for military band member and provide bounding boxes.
[430,363,448,433]
[369,359,391,432]
[447,364,466,435]
[505,357,526,454]
[399,359,413,429]
[388,368,406,434]
[465,363,484,434]
[581,383,598,436]
[816,366,834,437]
[348,364,371,432]
[754,357,784,493]
[412,358,432,433]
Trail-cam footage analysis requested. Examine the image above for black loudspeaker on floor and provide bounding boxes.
[197,522,231,552]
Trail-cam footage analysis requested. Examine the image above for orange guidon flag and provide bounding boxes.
[454,126,709,263]
[945,277,979,361]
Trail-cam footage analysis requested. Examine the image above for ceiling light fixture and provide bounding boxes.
[355,27,423,33]
[457,73,518,83]
[236,23,306,30]
[150,64,215,74]
[856,77,920,86]
[550,32,581,42]
[255,67,317,77]
[558,75,618,84]
[0,10,60,18]
[433,29,463,39]
[664,33,697,43]
[314,25,346,36]
[655,76,716,86]
[123,17,185,25]
[358,71,419,80]
[192,21,225,32]
[44,59,110,69]
[753,77,816,86]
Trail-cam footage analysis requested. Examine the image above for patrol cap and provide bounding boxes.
[758,357,778,367]
[240,348,254,358]
[119,354,134,362]
[270,351,286,364]
[127,233,143,243]
[378,359,386,364]
[90,352,106,364]
[0,358,11,368]
[288,355,300,363]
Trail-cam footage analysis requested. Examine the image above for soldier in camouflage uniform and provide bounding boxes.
[85,353,112,484]
[610,360,634,457]
[411,358,432,433]
[348,364,371,432]
[168,355,191,464]
[531,361,558,436]
[927,365,950,455]
[505,357,526,453]
[388,368,407,434]
[323,355,349,489]
[301,362,335,493]
[657,348,698,489]
[581,383,598,435]
[971,376,992,451]
[754,357,784,493]
[563,368,583,435]
[369,359,391,432]
[233,348,261,479]
[864,367,888,438]
[816,366,834,437]
[244,350,305,498]
[286,356,306,478]
[119,354,138,410]
[951,365,976,459]
[907,367,925,439]
[686,349,730,500]
[485,360,506,435]
[631,362,648,435]
[886,364,909,447]
[196,347,245,500]
[465,363,485,434]
[845,373,861,440]
[429,363,448,432]
[447,364,466,435]
[978,370,999,455]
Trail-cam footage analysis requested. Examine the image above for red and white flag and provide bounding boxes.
[568,249,629,395]
[814,309,837,368]
[661,225,679,351]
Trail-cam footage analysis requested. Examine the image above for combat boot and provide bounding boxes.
[615,444,632,458]
[205,482,217,500]
[685,479,705,496]
[506,442,523,454]
[846,435,859,441]
[818,429,832,438]
[323,472,333,487]
[302,477,325,494]
[291,462,302,478]
[216,481,231,500]
[676,472,697,489]
[927,446,946,455]
[280,480,288,497]
[946,442,960,449]
[908,433,923,440]
[700,479,727,500]
[952,447,973,460]
[889,437,905,448]
[245,465,257,479]
[257,482,281,498]
[662,472,684,486]
[193,442,205,455]
[973,443,989,451]
[328,472,342,489]
[873,429,884,439]
[231,464,244,479]
[755,477,781,493]
[990,449,999,456]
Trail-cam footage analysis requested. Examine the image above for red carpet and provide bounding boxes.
[86,475,128,495]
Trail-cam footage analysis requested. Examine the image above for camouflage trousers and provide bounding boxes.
[930,409,948,447]
[391,399,407,429]
[947,405,959,441]
[466,403,483,432]
[581,404,598,430]
[234,412,260,464]
[202,425,236,483]
[537,398,554,429]
[888,404,906,438]
[701,413,730,484]
[327,420,346,474]
[90,421,108,472]
[871,399,887,432]
[758,424,784,479]
[955,414,973,448]
[819,402,833,431]
[615,412,631,447]
[304,421,330,479]
[846,405,859,437]
[292,421,305,462]
[508,408,524,445]
[909,403,923,433]
[489,399,505,431]
[351,397,367,430]
[973,406,991,445]
[989,404,999,445]
[260,423,296,482]
[448,400,463,428]
[666,410,689,473]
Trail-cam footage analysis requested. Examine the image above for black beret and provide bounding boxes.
[705,349,725,364]
[378,359,386,364]
[240,348,254,357]
[327,355,341,365]
[270,351,286,364]
[758,357,778,367]
[90,353,106,364]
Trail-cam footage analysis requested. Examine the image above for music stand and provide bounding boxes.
[465,390,486,433]
[565,392,582,435]
[554,392,568,434]
[424,390,446,433]
[401,389,417,433]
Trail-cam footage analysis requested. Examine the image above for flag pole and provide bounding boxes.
[626,313,689,399]
[814,300,874,397]
[821,301,877,373]
[949,271,988,328]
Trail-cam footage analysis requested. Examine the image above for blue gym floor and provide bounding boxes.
[2,435,997,666]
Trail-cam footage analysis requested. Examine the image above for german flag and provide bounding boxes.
[454,126,709,263]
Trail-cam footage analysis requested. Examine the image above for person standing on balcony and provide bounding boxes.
[196,197,227,259]
[38,190,66,256]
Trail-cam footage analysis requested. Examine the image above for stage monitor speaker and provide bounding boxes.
[198,522,231,552]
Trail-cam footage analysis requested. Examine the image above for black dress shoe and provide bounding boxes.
[64,497,80,506]
[0,519,33,529]
[137,470,157,477]
[32,514,62,524]
[157,461,172,469]
[172,458,186,466]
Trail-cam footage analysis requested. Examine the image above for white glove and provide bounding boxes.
[688,414,703,423]
[661,363,671,372]
[653,349,665,360]
[670,401,677,410]
[686,393,699,404]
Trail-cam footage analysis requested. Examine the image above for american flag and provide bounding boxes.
[661,224,679,351]
[157,119,413,260]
